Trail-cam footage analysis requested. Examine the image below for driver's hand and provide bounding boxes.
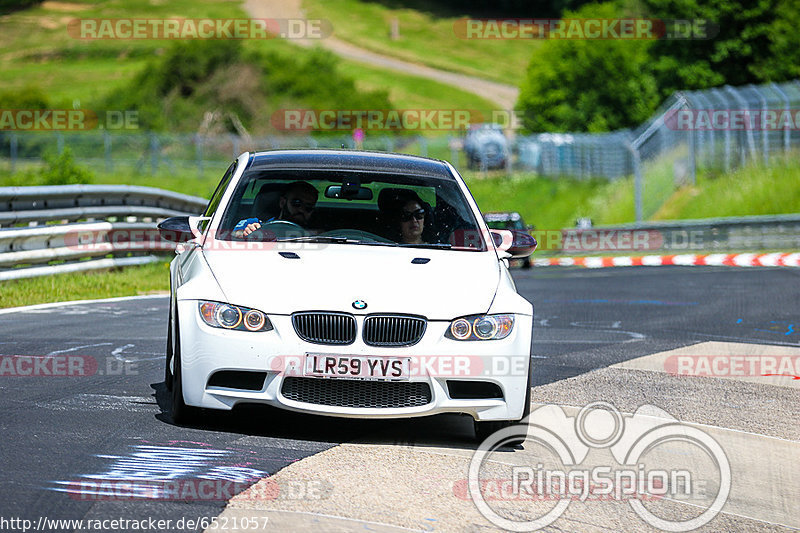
[242,222,261,236]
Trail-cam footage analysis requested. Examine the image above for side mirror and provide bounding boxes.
[489,229,537,258]
[490,231,504,248]
[507,230,537,258]
[157,216,194,243]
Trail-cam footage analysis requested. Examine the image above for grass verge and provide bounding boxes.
[335,59,497,111]
[584,154,800,225]
[0,1,497,115]
[0,260,170,309]
[303,0,535,85]
[463,172,605,230]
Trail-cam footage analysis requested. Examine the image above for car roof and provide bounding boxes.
[483,211,522,222]
[249,149,454,179]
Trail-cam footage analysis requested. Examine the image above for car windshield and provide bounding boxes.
[215,169,487,251]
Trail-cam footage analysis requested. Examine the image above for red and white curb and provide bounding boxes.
[533,252,800,268]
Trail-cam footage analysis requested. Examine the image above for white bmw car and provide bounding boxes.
[158,150,537,441]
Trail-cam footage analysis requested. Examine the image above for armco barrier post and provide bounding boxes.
[149,133,159,174]
[103,130,112,173]
[9,133,17,174]
[688,127,696,186]
[771,82,791,155]
[628,140,643,224]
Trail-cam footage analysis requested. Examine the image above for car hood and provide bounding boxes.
[201,245,500,320]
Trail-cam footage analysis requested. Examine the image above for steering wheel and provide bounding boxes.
[249,220,309,240]
[265,220,304,230]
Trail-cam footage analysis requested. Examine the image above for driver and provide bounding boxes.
[233,181,318,237]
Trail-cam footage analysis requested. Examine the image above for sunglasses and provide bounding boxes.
[400,208,425,222]
[289,198,315,211]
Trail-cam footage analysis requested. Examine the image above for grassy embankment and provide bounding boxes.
[467,155,800,228]
[0,0,495,113]
[303,0,537,85]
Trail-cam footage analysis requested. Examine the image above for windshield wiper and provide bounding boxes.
[398,243,452,249]
[277,236,359,244]
[277,236,401,247]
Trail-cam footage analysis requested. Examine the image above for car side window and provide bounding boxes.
[199,161,237,233]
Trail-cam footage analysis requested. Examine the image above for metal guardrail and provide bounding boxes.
[0,185,207,280]
[1,185,797,280]
[542,214,800,255]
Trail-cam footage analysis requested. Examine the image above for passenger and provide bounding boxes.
[234,181,318,237]
[398,199,426,244]
[384,190,430,244]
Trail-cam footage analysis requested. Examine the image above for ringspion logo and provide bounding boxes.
[469,402,730,531]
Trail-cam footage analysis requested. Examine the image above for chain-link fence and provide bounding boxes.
[2,79,798,222]
[515,79,800,221]
[0,131,428,177]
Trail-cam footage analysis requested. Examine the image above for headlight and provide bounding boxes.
[445,314,514,341]
[198,301,273,332]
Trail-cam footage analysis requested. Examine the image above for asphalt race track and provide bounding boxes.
[0,266,797,532]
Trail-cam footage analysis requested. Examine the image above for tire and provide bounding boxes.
[474,359,533,446]
[522,257,532,269]
[170,315,200,425]
[164,305,173,391]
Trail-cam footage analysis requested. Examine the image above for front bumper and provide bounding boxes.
[176,300,533,421]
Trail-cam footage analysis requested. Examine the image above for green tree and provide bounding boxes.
[516,2,659,132]
[38,148,94,185]
[642,0,800,98]
[102,41,391,134]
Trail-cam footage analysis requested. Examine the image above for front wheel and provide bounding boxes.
[170,316,200,425]
[164,305,173,391]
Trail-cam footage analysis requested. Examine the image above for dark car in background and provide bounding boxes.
[483,212,533,268]
[464,124,509,169]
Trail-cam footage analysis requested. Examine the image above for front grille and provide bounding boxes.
[292,312,356,345]
[363,315,427,346]
[281,377,432,408]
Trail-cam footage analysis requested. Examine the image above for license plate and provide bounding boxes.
[303,354,411,381]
